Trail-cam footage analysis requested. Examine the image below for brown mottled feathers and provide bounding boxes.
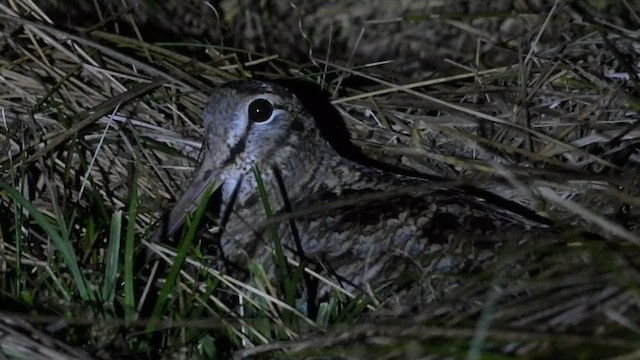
[157,80,547,294]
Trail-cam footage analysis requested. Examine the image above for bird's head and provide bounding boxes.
[164,80,326,235]
[203,80,318,177]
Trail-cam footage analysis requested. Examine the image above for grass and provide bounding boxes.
[1,0,640,359]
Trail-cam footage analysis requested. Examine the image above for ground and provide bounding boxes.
[0,0,639,359]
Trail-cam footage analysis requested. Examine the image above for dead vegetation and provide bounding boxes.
[0,0,639,359]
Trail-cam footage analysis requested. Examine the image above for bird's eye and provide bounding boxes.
[248,98,274,123]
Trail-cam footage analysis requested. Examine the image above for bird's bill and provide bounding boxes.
[164,161,222,237]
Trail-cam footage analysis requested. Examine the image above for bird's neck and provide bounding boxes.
[220,140,384,216]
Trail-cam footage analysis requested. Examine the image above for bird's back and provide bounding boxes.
[216,156,547,295]
[159,80,551,298]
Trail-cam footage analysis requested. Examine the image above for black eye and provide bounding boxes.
[248,98,274,123]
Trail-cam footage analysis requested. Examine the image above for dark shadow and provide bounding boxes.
[270,78,552,226]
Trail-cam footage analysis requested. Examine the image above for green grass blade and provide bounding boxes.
[252,166,302,329]
[251,167,287,277]
[0,180,93,302]
[147,184,214,331]
[102,209,122,303]
[124,182,139,323]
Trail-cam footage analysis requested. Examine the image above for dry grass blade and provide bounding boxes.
[1,0,640,359]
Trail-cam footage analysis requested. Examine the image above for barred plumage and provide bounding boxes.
[157,80,548,295]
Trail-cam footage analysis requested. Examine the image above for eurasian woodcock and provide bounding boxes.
[155,80,548,295]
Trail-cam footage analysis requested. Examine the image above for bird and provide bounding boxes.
[154,79,550,297]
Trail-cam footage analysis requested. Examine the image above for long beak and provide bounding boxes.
[164,154,222,237]
[144,154,222,269]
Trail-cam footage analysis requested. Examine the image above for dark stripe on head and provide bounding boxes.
[222,121,252,167]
